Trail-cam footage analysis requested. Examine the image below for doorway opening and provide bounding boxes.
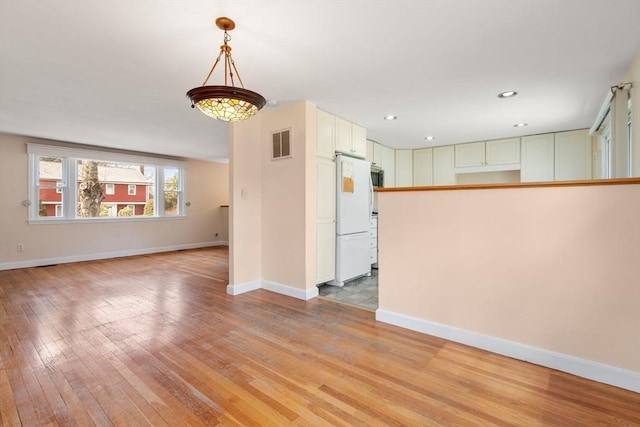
[317,269,378,311]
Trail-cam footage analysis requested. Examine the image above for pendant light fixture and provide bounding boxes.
[187,17,266,122]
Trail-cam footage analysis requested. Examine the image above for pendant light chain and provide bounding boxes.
[201,30,237,87]
[223,31,230,86]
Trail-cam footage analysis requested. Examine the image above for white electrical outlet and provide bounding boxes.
[17,243,24,252]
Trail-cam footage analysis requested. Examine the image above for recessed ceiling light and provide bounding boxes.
[424,136,435,141]
[383,115,398,121]
[498,91,518,99]
[513,123,528,127]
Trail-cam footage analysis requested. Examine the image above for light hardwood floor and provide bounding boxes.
[1,247,638,426]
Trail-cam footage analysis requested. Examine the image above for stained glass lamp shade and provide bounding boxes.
[187,17,265,122]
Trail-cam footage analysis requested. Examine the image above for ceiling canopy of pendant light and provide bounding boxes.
[186,17,266,122]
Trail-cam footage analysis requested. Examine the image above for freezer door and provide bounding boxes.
[336,155,372,235]
[333,232,371,286]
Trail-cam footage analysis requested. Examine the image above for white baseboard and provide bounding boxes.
[262,280,319,300]
[227,279,318,301]
[0,241,226,271]
[226,280,261,295]
[376,309,640,393]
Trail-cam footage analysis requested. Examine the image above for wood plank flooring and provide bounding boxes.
[1,247,638,426]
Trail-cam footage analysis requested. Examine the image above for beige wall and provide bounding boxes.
[0,133,229,269]
[260,101,316,289]
[229,116,263,286]
[377,183,640,373]
[229,101,317,292]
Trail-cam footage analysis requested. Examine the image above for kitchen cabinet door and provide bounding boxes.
[486,138,520,165]
[455,139,520,169]
[316,157,336,284]
[555,129,591,181]
[334,117,366,159]
[351,124,367,159]
[316,109,335,159]
[373,142,383,165]
[335,116,352,155]
[370,216,378,266]
[380,144,395,187]
[521,134,554,182]
[316,220,335,284]
[433,145,455,185]
[413,148,433,186]
[366,140,375,163]
[455,141,485,167]
[395,149,413,187]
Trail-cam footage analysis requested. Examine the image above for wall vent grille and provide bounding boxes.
[272,129,292,159]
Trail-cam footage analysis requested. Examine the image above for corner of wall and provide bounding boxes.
[229,117,263,286]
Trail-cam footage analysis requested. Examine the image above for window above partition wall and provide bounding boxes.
[590,83,633,178]
[26,143,187,223]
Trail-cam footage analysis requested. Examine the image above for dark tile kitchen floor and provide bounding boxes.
[317,269,378,311]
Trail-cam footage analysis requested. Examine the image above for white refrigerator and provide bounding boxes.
[329,154,373,287]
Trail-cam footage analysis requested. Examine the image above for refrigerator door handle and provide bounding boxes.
[369,171,374,218]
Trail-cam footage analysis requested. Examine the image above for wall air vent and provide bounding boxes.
[272,129,292,160]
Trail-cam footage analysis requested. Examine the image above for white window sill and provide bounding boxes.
[27,215,186,225]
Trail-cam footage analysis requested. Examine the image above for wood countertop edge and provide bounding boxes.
[375,177,640,192]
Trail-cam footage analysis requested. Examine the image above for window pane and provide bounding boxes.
[37,156,63,217]
[143,166,155,216]
[163,168,180,216]
[77,159,153,218]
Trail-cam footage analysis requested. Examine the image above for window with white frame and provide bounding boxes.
[27,143,187,222]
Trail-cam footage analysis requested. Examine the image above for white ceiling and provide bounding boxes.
[1,1,638,162]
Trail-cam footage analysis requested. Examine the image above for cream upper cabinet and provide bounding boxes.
[316,109,335,159]
[335,117,352,154]
[413,148,433,186]
[351,124,367,159]
[395,149,413,187]
[521,134,555,182]
[433,145,455,185]
[379,144,395,187]
[373,142,383,165]
[366,139,375,163]
[554,129,591,181]
[486,138,520,165]
[372,142,395,186]
[455,139,520,168]
[318,109,366,159]
[335,116,366,159]
[455,142,485,167]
